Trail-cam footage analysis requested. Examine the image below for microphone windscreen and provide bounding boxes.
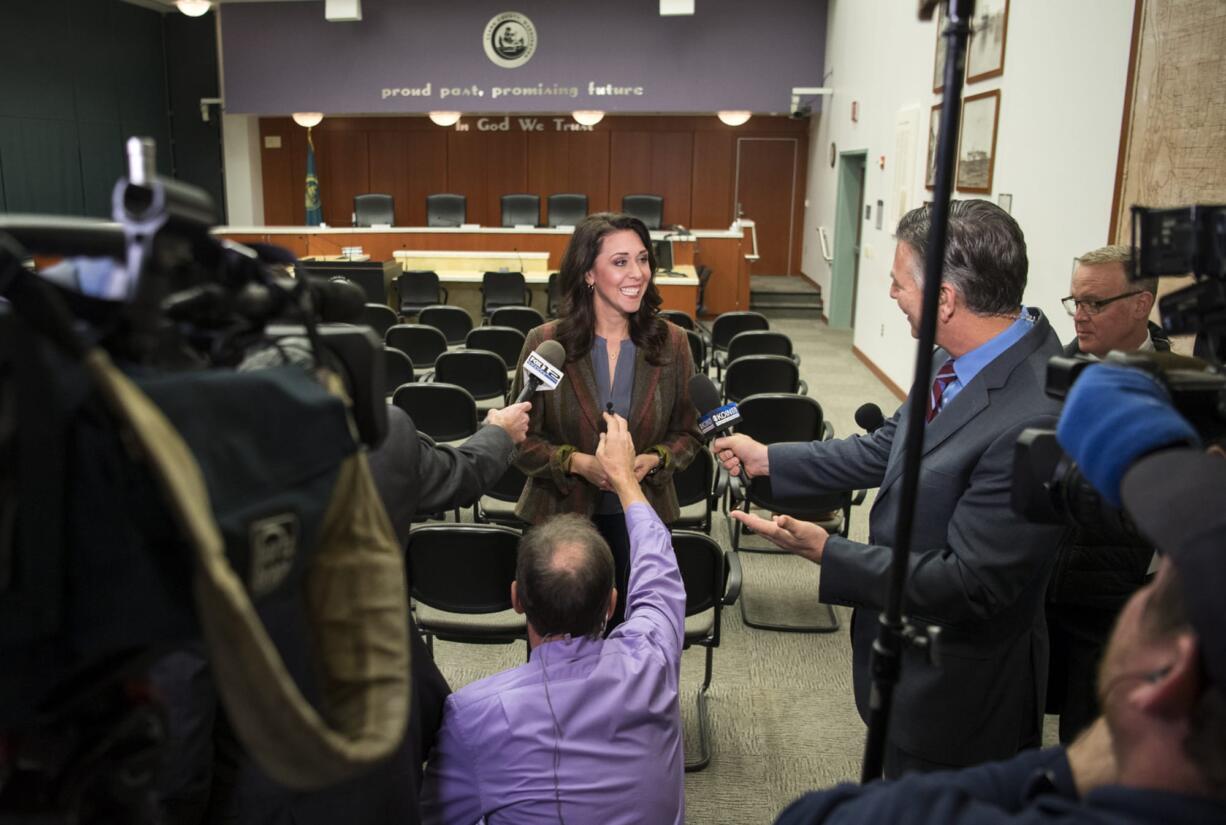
[854,403,885,433]
[689,373,723,416]
[537,339,566,369]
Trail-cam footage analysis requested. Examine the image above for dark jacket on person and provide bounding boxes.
[511,319,701,525]
[774,746,1226,825]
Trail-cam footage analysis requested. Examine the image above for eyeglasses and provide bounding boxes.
[1061,290,1142,316]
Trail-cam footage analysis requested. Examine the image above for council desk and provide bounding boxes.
[214,225,753,317]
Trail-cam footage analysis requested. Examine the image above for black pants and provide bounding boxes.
[1046,602,1117,744]
[592,512,631,633]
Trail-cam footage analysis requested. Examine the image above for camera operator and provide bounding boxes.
[771,364,1226,825]
[1046,246,1170,743]
[155,335,531,825]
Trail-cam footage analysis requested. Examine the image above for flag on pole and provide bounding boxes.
[305,129,322,226]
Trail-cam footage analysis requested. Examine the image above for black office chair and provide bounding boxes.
[466,326,526,376]
[659,309,696,331]
[383,347,415,397]
[722,355,807,404]
[725,330,799,366]
[385,323,448,378]
[418,304,474,347]
[359,303,398,338]
[546,193,588,227]
[426,193,467,227]
[546,272,563,318]
[729,393,850,633]
[488,305,546,338]
[695,264,712,319]
[474,464,529,529]
[353,193,395,227]
[433,350,509,412]
[391,382,479,445]
[621,194,664,230]
[500,194,541,228]
[684,329,707,374]
[396,271,448,319]
[404,523,527,655]
[480,271,531,317]
[672,529,742,771]
[672,449,728,534]
[710,311,770,378]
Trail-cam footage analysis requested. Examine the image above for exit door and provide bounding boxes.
[829,151,866,328]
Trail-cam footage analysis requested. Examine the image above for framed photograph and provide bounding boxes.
[925,103,943,190]
[932,3,949,93]
[966,0,1009,83]
[956,90,1001,193]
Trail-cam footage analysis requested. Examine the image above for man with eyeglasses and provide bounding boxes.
[1047,244,1170,744]
[1061,245,1169,359]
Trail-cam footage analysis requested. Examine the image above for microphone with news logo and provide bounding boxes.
[516,339,567,404]
[689,373,742,440]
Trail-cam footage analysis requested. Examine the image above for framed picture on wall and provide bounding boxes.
[925,103,943,190]
[966,0,1009,83]
[932,3,949,93]
[956,90,1001,193]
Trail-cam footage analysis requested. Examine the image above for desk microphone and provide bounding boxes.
[516,339,566,404]
[689,373,742,440]
[854,403,885,434]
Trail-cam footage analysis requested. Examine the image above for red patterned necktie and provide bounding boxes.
[926,359,957,423]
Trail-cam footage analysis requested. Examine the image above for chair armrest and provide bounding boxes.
[798,378,809,396]
[524,289,533,306]
[722,547,743,605]
[711,462,730,504]
[821,420,834,441]
[728,472,748,507]
[440,286,450,303]
[851,489,867,506]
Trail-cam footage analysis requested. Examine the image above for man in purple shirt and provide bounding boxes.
[420,411,687,824]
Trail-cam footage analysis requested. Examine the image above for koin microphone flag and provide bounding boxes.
[516,339,566,403]
[689,373,742,439]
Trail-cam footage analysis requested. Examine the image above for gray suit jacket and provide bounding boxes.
[770,310,1068,767]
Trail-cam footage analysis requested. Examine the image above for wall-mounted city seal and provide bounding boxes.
[483,11,537,69]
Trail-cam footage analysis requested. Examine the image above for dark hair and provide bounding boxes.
[516,514,615,639]
[555,212,669,366]
[1142,564,1226,798]
[895,199,1028,316]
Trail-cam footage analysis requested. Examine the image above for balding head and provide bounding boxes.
[515,514,615,639]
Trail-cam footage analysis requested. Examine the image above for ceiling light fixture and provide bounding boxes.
[291,112,324,128]
[717,111,752,126]
[572,110,605,126]
[175,0,212,17]
[428,111,462,127]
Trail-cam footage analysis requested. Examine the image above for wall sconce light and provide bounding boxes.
[717,111,752,126]
[175,0,212,16]
[428,111,462,127]
[572,110,605,126]
[291,112,325,128]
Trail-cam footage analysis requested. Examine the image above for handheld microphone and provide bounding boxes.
[689,373,742,440]
[854,403,885,434]
[516,339,566,404]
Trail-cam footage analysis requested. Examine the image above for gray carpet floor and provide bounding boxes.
[426,317,911,823]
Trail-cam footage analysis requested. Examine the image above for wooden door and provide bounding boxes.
[734,137,799,275]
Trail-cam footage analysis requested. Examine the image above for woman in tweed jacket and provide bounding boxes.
[511,212,701,627]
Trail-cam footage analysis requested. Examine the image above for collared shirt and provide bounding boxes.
[420,503,686,825]
[1079,329,1156,362]
[938,307,1037,411]
[592,335,637,514]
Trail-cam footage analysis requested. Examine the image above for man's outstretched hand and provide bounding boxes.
[597,413,647,508]
[730,510,829,564]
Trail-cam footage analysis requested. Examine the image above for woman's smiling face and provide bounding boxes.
[585,229,651,317]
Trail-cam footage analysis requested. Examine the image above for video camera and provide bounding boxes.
[0,138,405,822]
[1012,205,1226,536]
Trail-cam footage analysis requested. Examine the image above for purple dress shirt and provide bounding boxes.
[420,503,687,824]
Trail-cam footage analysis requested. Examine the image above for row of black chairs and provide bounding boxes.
[394,270,558,321]
[353,193,665,230]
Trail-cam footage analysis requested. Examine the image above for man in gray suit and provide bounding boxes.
[714,200,1068,777]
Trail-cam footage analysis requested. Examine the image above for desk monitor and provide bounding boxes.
[652,239,674,274]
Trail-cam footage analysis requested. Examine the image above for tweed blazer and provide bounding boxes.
[511,320,701,525]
